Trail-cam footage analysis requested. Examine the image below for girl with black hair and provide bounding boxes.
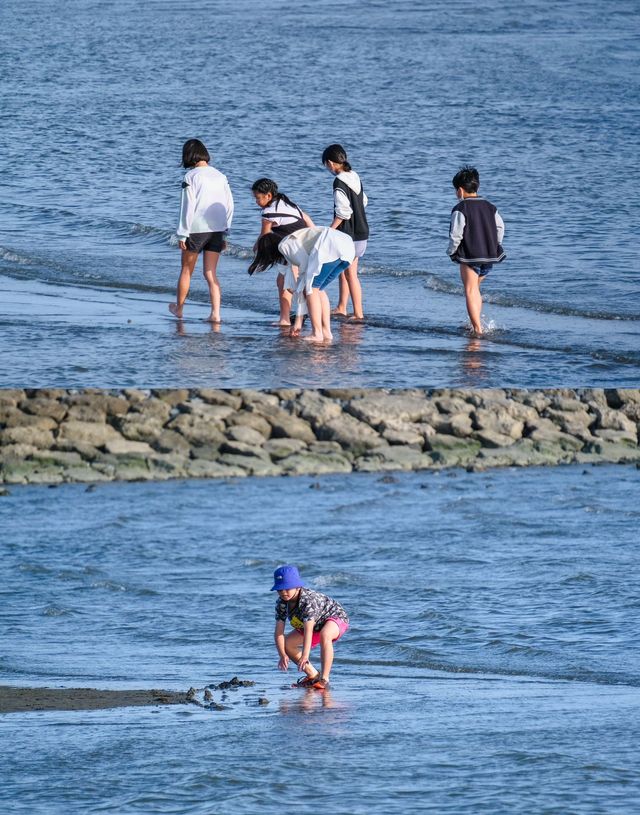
[169,139,234,322]
[248,226,355,343]
[251,178,315,327]
[321,143,369,322]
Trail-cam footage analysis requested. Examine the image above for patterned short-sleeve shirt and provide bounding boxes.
[275,587,349,632]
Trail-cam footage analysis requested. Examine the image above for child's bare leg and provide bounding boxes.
[332,272,349,316]
[318,620,340,680]
[169,249,198,317]
[344,258,364,319]
[202,250,222,322]
[304,289,325,343]
[276,272,293,326]
[284,630,317,678]
[460,263,483,335]
[320,290,332,341]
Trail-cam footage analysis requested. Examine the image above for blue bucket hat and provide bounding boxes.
[271,564,306,592]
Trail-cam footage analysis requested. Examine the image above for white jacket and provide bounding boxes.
[278,227,356,296]
[177,165,234,239]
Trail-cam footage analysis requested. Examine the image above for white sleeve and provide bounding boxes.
[177,180,195,240]
[447,210,465,256]
[495,211,505,244]
[334,188,353,220]
[224,180,234,230]
[363,190,368,208]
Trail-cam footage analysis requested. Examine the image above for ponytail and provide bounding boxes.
[321,143,352,172]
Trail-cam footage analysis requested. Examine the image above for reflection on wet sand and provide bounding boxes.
[461,336,489,382]
[278,688,340,715]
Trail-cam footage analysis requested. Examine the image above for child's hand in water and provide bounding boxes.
[278,655,290,671]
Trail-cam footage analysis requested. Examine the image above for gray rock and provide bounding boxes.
[256,405,316,443]
[316,413,382,452]
[103,438,154,456]
[30,450,84,466]
[356,445,426,471]
[226,425,267,447]
[594,408,637,436]
[225,411,272,438]
[19,398,67,422]
[380,422,425,447]
[578,441,640,464]
[166,413,226,445]
[65,403,107,423]
[220,440,270,460]
[217,454,281,477]
[57,420,122,447]
[0,426,55,448]
[308,440,345,455]
[180,400,235,423]
[186,459,247,479]
[474,429,518,448]
[290,391,343,427]
[115,414,165,443]
[345,393,434,427]
[262,438,308,459]
[593,428,637,444]
[236,390,280,409]
[472,407,524,439]
[63,466,111,483]
[0,389,26,406]
[152,429,192,456]
[190,443,224,460]
[1,411,58,430]
[278,452,352,475]
[196,389,243,409]
[433,412,474,437]
[434,396,474,415]
[152,389,190,406]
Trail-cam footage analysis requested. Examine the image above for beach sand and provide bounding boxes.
[0,685,192,713]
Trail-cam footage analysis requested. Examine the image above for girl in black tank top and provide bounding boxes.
[251,178,315,328]
[321,144,368,322]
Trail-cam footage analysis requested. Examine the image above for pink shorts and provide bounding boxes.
[309,617,349,649]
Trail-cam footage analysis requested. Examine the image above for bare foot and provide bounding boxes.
[204,313,221,323]
[169,303,183,318]
[323,331,333,341]
[331,309,348,318]
[271,320,291,327]
[303,333,325,343]
[347,315,365,323]
[290,327,301,337]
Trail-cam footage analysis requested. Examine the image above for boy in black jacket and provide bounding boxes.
[447,166,506,335]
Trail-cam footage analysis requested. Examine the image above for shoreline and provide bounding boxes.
[1,387,639,485]
[0,685,193,713]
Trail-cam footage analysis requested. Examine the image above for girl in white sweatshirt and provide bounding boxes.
[170,139,234,322]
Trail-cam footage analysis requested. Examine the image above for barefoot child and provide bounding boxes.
[272,564,349,690]
[251,178,315,327]
[170,139,234,322]
[249,226,355,343]
[322,143,369,321]
[447,166,506,336]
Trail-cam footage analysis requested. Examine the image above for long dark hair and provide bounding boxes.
[321,143,352,172]
[248,233,287,276]
[182,138,210,169]
[252,177,300,210]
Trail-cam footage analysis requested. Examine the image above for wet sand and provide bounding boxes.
[0,685,192,713]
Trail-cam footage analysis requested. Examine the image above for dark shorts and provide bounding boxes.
[185,231,225,254]
[470,263,493,277]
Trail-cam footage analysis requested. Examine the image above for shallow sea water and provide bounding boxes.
[1,464,639,813]
[1,0,639,387]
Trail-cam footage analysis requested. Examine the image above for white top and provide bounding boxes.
[279,227,356,297]
[177,165,234,239]
[334,170,368,220]
[261,198,303,228]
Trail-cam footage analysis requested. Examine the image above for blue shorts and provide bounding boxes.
[313,259,350,290]
[471,263,492,277]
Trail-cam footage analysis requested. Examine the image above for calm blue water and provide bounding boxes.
[1,0,639,387]
[1,465,640,813]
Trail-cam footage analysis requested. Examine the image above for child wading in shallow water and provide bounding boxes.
[272,565,349,690]
[249,226,355,343]
[447,165,506,336]
[322,143,369,321]
[170,139,234,322]
[251,178,315,327]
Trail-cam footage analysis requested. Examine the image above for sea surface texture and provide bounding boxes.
[1,465,640,813]
[1,0,639,387]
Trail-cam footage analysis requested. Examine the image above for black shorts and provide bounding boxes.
[185,231,225,254]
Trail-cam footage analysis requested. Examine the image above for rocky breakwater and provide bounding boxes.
[0,388,639,485]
